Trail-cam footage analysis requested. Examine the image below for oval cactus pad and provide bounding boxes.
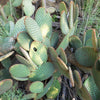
[29,41,48,66]
[17,31,33,51]
[29,62,55,81]
[29,81,44,93]
[10,64,30,78]
[35,7,52,39]
[25,17,43,42]
[75,47,97,67]
[0,79,13,95]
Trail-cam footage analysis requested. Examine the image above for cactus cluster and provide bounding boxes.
[9,1,79,99]
[0,0,100,100]
[74,29,100,89]
[69,28,100,99]
[0,20,15,61]
[8,7,60,99]
[0,0,79,99]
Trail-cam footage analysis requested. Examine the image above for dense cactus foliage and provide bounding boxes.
[0,0,100,100]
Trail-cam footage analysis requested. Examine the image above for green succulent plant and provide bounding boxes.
[8,6,59,99]
[0,20,15,71]
[56,1,79,54]
[0,79,13,95]
[74,29,100,90]
[8,1,79,98]
[46,79,61,99]
[0,82,26,100]
[12,0,35,17]
[22,78,54,100]
[0,0,85,99]
[84,76,100,100]
[68,28,100,99]
[59,1,79,36]
[0,21,15,58]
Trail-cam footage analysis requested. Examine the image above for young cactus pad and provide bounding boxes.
[60,1,79,36]
[22,78,53,100]
[0,79,13,95]
[22,0,35,16]
[60,11,69,35]
[29,81,44,93]
[56,33,69,54]
[16,54,34,68]
[92,29,98,52]
[69,35,82,49]
[46,79,61,99]
[23,78,54,99]
[48,47,69,77]
[59,2,67,14]
[86,38,93,47]
[37,78,54,99]
[50,32,59,47]
[83,29,98,45]
[48,47,58,62]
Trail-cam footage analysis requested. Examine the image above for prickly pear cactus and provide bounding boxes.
[22,78,54,100]
[84,76,100,100]
[75,29,98,68]
[0,79,13,95]
[60,1,79,36]
[29,81,44,93]
[22,0,35,16]
[56,1,79,54]
[4,1,80,99]
[0,20,15,62]
[73,28,100,96]
[46,79,61,99]
[9,8,57,100]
